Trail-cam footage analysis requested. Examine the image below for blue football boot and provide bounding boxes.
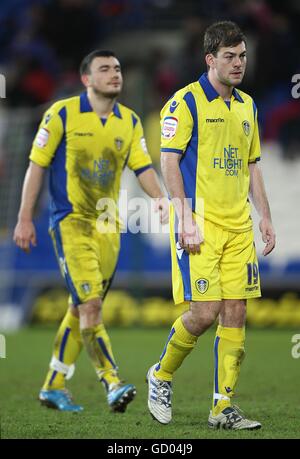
[107,382,136,413]
[39,389,83,412]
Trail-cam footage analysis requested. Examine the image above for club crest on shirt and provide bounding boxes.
[195,278,209,294]
[81,282,91,294]
[114,137,124,151]
[242,120,250,136]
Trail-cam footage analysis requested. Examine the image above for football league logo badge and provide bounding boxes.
[195,278,209,294]
[242,120,250,136]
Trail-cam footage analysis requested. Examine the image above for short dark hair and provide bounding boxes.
[204,21,246,56]
[80,50,117,75]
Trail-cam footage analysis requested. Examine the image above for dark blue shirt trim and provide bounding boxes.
[80,91,92,112]
[249,157,261,163]
[199,73,244,103]
[132,113,138,127]
[134,164,153,176]
[161,148,183,154]
[113,103,122,119]
[253,100,257,119]
[80,92,122,118]
[58,106,66,129]
[179,91,199,212]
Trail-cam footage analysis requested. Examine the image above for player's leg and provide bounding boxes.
[39,303,83,411]
[208,229,261,430]
[41,303,82,392]
[91,228,137,411]
[147,210,223,423]
[210,299,247,416]
[147,300,221,424]
[39,216,127,411]
[79,296,136,412]
[154,300,221,382]
[39,222,87,411]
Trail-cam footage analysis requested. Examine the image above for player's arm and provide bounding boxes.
[127,113,168,224]
[13,162,46,252]
[248,102,275,256]
[249,162,275,256]
[160,95,203,254]
[161,152,202,255]
[137,168,169,224]
[13,104,64,253]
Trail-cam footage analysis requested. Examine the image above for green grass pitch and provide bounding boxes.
[0,326,299,439]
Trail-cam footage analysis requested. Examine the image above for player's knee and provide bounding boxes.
[69,304,80,318]
[185,304,217,335]
[220,299,246,327]
[79,298,102,326]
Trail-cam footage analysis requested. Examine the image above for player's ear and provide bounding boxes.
[81,74,90,88]
[205,54,215,69]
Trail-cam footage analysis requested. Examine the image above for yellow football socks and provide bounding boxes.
[81,322,120,389]
[154,316,198,382]
[212,325,245,415]
[43,309,82,390]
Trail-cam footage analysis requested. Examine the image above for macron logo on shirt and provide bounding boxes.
[206,118,224,123]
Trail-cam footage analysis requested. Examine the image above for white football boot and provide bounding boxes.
[146,364,172,424]
[208,405,262,430]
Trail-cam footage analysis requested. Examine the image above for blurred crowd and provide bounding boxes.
[1,0,300,159]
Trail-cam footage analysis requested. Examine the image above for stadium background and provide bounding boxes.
[0,0,300,440]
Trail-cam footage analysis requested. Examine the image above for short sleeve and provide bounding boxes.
[127,114,153,176]
[29,104,65,168]
[249,102,261,163]
[160,94,193,155]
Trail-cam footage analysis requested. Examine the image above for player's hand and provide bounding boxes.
[13,219,37,253]
[178,215,203,255]
[154,197,169,224]
[259,218,275,256]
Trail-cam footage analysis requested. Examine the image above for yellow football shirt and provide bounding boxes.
[30,92,152,228]
[161,72,261,232]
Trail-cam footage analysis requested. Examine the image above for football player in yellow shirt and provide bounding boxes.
[14,50,168,413]
[147,21,276,430]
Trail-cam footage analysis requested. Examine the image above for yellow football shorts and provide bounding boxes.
[50,214,120,306]
[170,206,261,304]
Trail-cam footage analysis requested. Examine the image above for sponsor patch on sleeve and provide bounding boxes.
[162,116,178,139]
[35,128,50,148]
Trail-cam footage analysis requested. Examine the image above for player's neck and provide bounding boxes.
[207,71,233,101]
[87,90,117,118]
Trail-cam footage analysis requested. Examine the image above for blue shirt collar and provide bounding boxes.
[199,73,244,103]
[112,101,122,118]
[79,92,122,118]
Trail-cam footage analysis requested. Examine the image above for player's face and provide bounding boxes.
[209,41,247,87]
[85,56,123,97]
